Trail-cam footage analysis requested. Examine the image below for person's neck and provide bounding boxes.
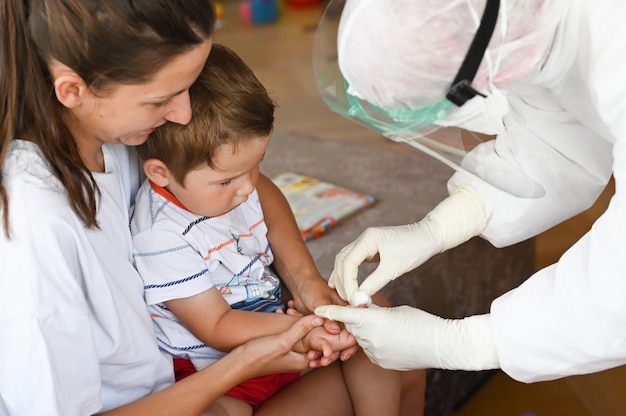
[81,145,105,172]
[66,117,105,172]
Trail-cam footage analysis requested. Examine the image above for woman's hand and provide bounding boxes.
[236,314,327,376]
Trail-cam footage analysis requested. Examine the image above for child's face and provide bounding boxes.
[167,135,270,217]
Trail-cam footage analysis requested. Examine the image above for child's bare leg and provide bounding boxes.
[200,396,253,416]
[254,362,354,416]
[371,292,426,416]
[343,352,426,416]
[400,369,426,416]
[341,347,402,416]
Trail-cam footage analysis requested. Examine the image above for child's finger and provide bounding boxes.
[280,315,324,349]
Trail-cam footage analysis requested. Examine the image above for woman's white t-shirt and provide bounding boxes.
[0,140,173,415]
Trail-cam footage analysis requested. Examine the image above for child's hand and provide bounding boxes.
[298,325,358,367]
[274,300,303,316]
[285,300,303,316]
[319,317,360,361]
[288,272,347,316]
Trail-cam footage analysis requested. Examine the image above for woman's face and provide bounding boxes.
[71,38,213,154]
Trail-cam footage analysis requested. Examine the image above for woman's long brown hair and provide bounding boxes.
[0,0,216,237]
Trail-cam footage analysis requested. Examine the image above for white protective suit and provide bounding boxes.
[318,0,626,383]
[478,0,623,382]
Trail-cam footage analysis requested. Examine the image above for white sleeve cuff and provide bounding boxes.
[436,313,501,371]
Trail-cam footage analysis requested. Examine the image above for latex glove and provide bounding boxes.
[328,186,485,303]
[315,304,500,371]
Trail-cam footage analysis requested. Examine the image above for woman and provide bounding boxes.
[0,1,425,414]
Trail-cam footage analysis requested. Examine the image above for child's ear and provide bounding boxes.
[50,61,88,109]
[143,158,172,187]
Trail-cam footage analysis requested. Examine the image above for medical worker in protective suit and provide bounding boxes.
[313,0,625,383]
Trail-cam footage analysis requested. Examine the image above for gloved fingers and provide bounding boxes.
[327,245,346,292]
[314,304,367,326]
[357,265,398,298]
[328,268,359,302]
[328,243,363,301]
[329,231,384,301]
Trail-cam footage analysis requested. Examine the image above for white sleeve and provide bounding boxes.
[133,228,216,305]
[1,143,174,414]
[0,192,103,415]
[131,197,215,306]
[449,86,613,248]
[491,164,626,381]
[487,1,626,381]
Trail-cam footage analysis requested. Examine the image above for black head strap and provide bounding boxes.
[446,0,501,106]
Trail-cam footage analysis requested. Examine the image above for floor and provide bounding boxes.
[214,2,625,414]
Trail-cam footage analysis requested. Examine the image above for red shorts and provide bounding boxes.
[173,358,300,409]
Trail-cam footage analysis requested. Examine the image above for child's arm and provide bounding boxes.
[165,286,307,353]
[257,173,359,361]
[256,174,345,315]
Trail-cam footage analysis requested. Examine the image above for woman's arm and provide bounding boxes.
[166,286,357,364]
[101,315,325,416]
[256,174,345,314]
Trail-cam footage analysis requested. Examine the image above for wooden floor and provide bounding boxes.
[214,2,626,414]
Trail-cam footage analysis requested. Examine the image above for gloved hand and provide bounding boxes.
[315,304,500,371]
[328,185,486,303]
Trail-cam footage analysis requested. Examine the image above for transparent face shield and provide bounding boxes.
[313,0,544,199]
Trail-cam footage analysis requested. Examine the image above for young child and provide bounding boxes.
[131,44,402,416]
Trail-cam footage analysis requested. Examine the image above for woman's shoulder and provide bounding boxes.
[4,139,49,176]
[4,140,78,223]
[4,140,64,197]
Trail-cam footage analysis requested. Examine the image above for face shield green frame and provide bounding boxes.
[313,0,545,199]
[344,80,455,136]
